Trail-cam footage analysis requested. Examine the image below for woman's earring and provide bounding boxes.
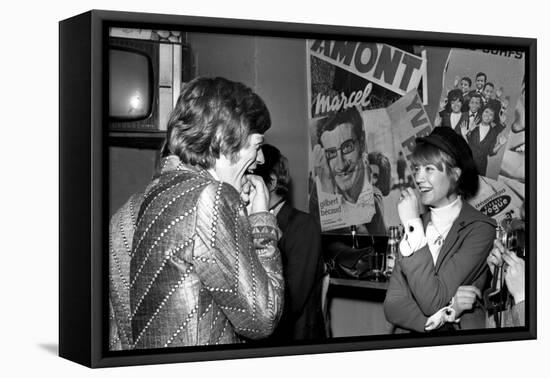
[454,167,462,181]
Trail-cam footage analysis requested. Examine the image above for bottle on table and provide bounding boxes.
[366,229,386,283]
[384,226,399,278]
[350,225,359,249]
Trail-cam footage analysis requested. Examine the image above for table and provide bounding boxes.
[328,277,394,337]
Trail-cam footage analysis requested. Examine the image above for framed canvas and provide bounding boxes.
[59,9,536,368]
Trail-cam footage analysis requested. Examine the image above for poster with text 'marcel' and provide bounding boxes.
[306,39,427,233]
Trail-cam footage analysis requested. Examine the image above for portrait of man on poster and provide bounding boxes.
[309,106,386,234]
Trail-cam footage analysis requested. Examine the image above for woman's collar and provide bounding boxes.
[430,196,463,227]
[431,196,461,213]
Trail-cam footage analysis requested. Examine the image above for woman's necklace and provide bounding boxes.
[429,221,452,247]
[431,223,445,246]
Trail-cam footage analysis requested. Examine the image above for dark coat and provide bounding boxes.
[266,202,326,342]
[383,202,496,333]
[439,110,469,130]
[467,123,505,176]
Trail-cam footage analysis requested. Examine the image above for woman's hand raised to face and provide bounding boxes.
[397,187,421,224]
[241,174,269,215]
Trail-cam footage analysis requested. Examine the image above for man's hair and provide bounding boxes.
[253,144,291,199]
[476,72,487,81]
[484,82,495,90]
[164,77,271,169]
[461,77,472,87]
[317,107,365,147]
[468,92,483,104]
[481,102,496,115]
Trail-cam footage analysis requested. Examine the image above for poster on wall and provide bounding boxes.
[306,41,526,232]
[306,40,427,232]
[436,48,525,223]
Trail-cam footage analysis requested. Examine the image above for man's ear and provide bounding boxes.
[359,131,366,152]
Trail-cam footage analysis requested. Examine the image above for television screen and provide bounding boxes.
[109,49,153,120]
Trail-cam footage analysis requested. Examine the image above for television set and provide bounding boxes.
[108,28,189,132]
[109,48,153,120]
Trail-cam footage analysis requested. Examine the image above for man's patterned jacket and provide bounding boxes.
[109,156,284,350]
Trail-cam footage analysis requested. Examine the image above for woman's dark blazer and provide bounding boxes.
[383,202,496,332]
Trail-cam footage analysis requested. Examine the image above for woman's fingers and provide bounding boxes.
[399,187,417,200]
[456,298,474,310]
[456,288,479,300]
[466,285,482,298]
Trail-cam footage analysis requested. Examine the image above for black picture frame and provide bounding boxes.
[59,9,537,368]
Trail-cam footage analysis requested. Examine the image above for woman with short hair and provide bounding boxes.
[384,126,496,332]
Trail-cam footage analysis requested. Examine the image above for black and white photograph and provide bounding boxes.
[73,11,536,360]
[5,0,548,377]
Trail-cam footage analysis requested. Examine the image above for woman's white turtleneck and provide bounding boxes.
[400,197,463,264]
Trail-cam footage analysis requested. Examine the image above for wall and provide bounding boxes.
[256,36,309,212]
[110,33,310,215]
[109,147,158,216]
[188,32,309,211]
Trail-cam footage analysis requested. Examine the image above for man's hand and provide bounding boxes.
[241,174,269,215]
[487,239,505,275]
[503,250,525,304]
[452,285,482,318]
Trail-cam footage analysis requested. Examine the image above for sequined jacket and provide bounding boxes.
[109,191,144,350]
[128,158,283,349]
[109,156,180,350]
